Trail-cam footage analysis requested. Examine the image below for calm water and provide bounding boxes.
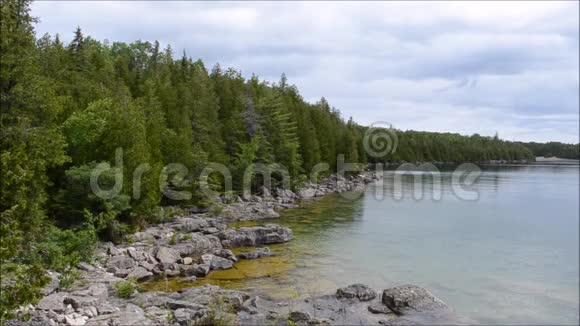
[152,165,580,324]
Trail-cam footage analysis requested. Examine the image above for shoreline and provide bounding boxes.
[9,171,470,325]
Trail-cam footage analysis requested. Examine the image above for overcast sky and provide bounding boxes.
[31,1,579,143]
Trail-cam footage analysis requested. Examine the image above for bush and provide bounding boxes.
[195,295,235,326]
[38,224,97,272]
[114,279,137,298]
[208,205,224,217]
[148,206,185,224]
[51,163,131,226]
[1,221,98,319]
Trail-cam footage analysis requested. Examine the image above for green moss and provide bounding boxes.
[226,220,261,228]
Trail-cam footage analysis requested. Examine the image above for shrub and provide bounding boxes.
[1,221,98,319]
[148,206,185,224]
[209,205,224,217]
[195,295,235,326]
[114,279,137,298]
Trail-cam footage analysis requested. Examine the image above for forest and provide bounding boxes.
[0,0,568,318]
[519,141,579,159]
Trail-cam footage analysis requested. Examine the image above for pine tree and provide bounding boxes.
[258,90,302,184]
[1,0,70,318]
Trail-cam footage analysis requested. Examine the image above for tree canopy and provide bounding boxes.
[1,0,571,318]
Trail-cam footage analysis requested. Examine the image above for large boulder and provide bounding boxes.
[173,233,222,257]
[130,231,156,243]
[36,292,68,313]
[200,254,234,270]
[221,224,292,248]
[67,284,109,309]
[238,247,272,260]
[107,256,136,271]
[276,188,297,200]
[127,266,153,282]
[127,248,156,263]
[336,284,377,301]
[288,310,311,323]
[172,217,209,232]
[154,247,181,265]
[381,285,448,314]
[182,264,210,277]
[298,188,316,199]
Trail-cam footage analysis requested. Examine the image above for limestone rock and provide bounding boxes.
[381,285,448,314]
[37,292,68,313]
[288,310,311,323]
[127,266,153,282]
[298,188,316,199]
[107,256,136,270]
[336,284,377,301]
[222,224,292,247]
[238,247,272,259]
[213,249,237,262]
[154,246,180,265]
[368,304,393,314]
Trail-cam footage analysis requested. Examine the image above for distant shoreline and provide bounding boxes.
[533,157,580,165]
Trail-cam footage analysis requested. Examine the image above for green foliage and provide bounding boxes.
[53,163,131,225]
[61,99,111,163]
[0,0,565,318]
[364,130,535,163]
[196,295,236,326]
[0,221,97,319]
[114,279,137,298]
[209,205,224,217]
[37,223,97,272]
[520,141,579,159]
[148,206,184,224]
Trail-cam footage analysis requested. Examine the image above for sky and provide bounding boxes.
[31,1,579,143]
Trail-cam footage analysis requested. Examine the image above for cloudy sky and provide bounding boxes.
[32,1,579,143]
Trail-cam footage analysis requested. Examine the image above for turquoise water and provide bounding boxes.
[345,165,579,324]
[182,165,579,324]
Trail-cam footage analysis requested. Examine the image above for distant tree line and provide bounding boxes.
[520,141,579,159]
[0,0,547,317]
[366,131,534,163]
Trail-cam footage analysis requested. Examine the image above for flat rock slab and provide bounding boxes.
[36,292,68,313]
[368,304,394,314]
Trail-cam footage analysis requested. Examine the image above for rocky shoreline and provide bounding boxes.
[9,171,469,325]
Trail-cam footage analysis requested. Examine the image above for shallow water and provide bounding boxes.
[147,165,580,324]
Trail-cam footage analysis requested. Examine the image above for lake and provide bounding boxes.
[167,164,580,325]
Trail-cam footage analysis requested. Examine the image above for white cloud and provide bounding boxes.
[31,1,579,143]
